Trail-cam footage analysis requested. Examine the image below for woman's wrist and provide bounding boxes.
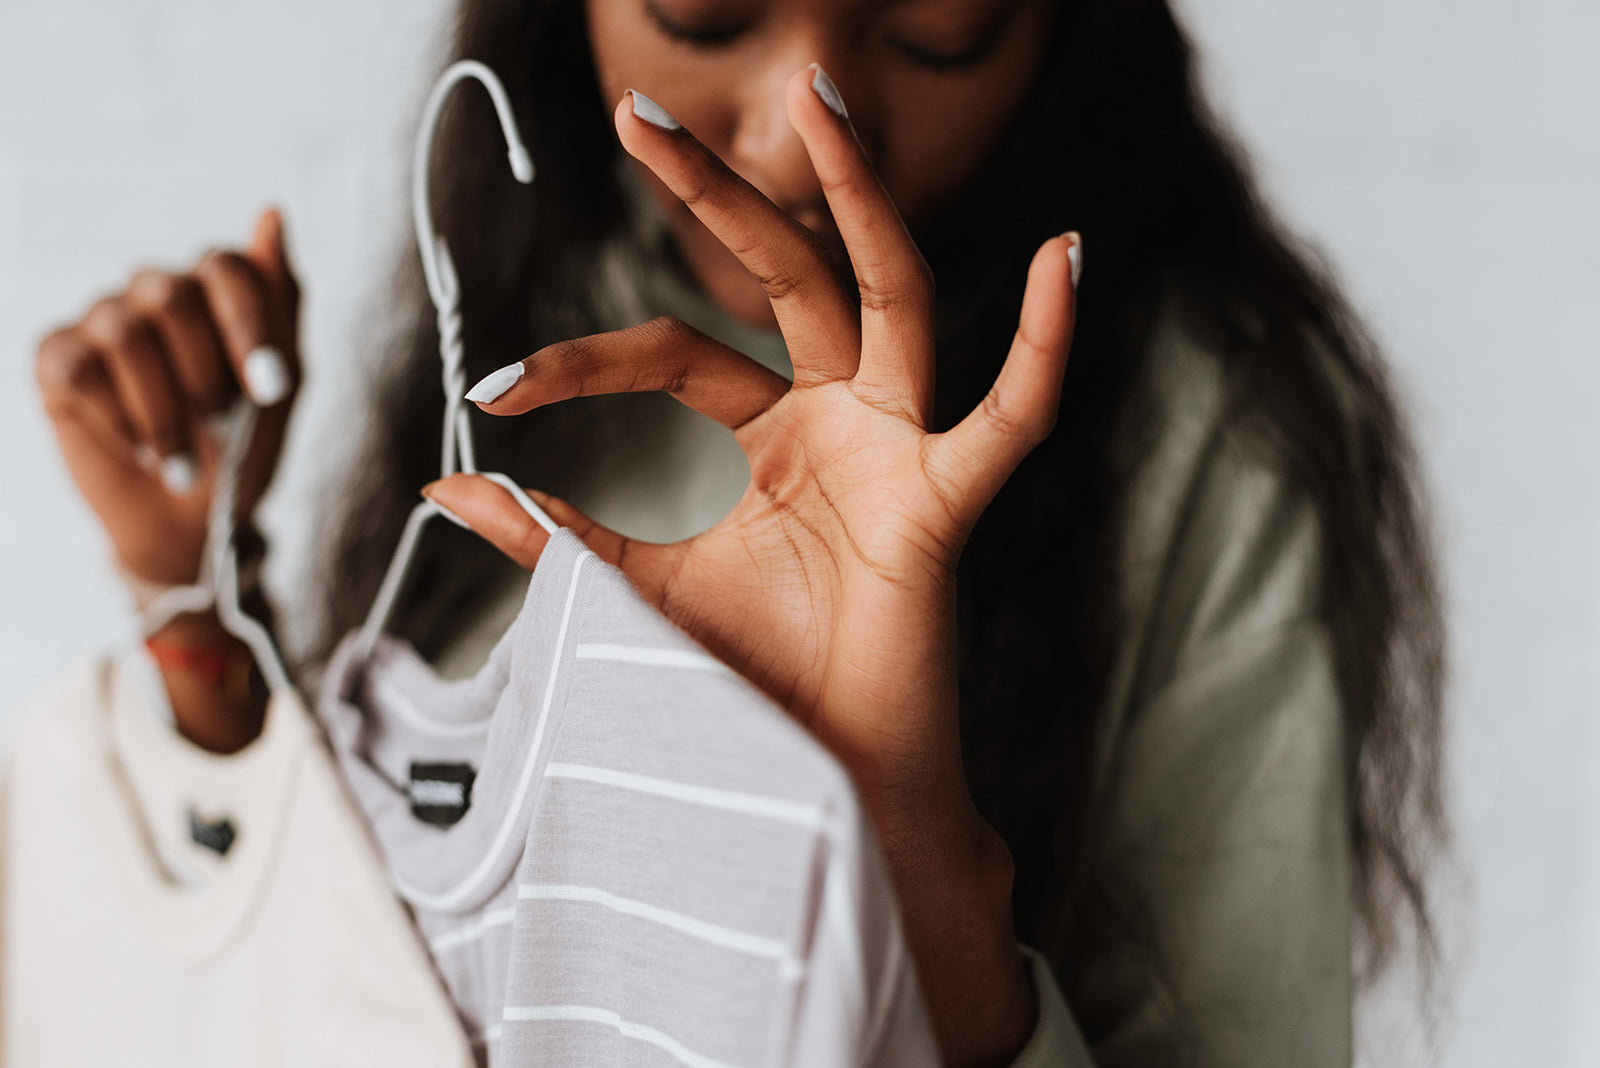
[878,793,1037,1067]
[127,523,275,754]
[144,615,267,755]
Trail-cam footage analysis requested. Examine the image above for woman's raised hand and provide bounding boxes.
[426,68,1076,1063]
[34,210,300,592]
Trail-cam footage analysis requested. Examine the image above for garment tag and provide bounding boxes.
[409,762,476,828]
[188,807,237,856]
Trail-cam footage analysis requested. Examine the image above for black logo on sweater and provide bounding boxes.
[188,807,237,856]
[408,762,476,828]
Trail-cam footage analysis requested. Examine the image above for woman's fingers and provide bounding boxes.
[786,66,935,416]
[194,247,296,409]
[79,296,195,488]
[928,233,1080,518]
[244,208,302,324]
[128,270,231,413]
[35,325,177,535]
[32,210,302,590]
[614,92,860,385]
[36,326,143,468]
[422,474,669,602]
[467,317,790,435]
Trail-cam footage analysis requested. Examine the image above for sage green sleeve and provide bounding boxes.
[1010,597,1350,1065]
[1007,621,1350,1067]
[1005,324,1353,1066]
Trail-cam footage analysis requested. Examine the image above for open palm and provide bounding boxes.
[430,68,1078,829]
[428,66,1078,1061]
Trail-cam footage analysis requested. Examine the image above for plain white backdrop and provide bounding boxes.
[1,0,1595,1063]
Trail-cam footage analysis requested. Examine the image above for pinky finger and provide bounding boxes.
[927,232,1079,517]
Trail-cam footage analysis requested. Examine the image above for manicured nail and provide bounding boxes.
[242,346,290,406]
[1063,232,1083,287]
[421,483,474,530]
[809,64,849,121]
[466,362,525,404]
[628,90,681,131]
[160,453,198,495]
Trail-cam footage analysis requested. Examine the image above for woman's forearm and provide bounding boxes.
[878,792,1037,1067]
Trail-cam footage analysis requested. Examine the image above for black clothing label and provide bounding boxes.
[188,807,237,856]
[408,761,476,828]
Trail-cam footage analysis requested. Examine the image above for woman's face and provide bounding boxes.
[586,0,1058,328]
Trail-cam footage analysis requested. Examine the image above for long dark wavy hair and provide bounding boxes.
[311,0,1446,1037]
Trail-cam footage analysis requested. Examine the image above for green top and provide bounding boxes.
[1006,303,1351,1065]
[437,221,1352,1065]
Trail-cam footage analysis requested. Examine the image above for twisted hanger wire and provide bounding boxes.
[353,59,558,666]
[433,236,472,477]
[413,60,532,481]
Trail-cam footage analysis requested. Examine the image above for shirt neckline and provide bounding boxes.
[320,529,595,916]
[87,655,308,961]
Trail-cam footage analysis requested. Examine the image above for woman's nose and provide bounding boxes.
[727,63,838,230]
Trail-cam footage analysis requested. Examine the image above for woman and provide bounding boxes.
[32,0,1446,1063]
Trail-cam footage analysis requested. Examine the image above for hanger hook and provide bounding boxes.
[412,60,535,312]
[353,60,558,667]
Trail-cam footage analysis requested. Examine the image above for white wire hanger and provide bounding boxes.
[351,60,558,665]
[138,401,295,696]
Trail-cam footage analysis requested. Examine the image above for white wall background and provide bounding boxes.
[0,0,1594,1063]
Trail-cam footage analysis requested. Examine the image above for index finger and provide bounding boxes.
[468,317,790,435]
[193,251,296,408]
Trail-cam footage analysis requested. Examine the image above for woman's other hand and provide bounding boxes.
[34,209,300,592]
[34,209,299,755]
[429,69,1076,1065]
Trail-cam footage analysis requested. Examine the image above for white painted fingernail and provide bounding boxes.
[466,362,525,404]
[430,499,472,530]
[243,346,290,406]
[1064,232,1083,287]
[809,64,849,121]
[629,90,681,131]
[160,453,198,495]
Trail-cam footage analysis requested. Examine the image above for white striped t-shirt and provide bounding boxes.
[318,528,939,1068]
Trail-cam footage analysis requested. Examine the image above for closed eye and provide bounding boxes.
[645,1,752,47]
[887,28,1004,72]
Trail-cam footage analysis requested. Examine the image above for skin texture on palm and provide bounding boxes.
[425,68,1079,1067]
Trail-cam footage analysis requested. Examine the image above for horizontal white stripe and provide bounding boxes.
[544,762,828,831]
[575,643,728,672]
[518,883,803,977]
[429,905,516,954]
[502,1005,739,1068]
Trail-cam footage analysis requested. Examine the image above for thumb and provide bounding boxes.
[423,474,661,591]
[245,207,300,311]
